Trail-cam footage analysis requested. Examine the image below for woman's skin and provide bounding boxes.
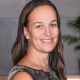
[15,5,59,80]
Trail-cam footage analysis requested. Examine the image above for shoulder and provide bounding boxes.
[13,72,33,80]
[8,65,33,80]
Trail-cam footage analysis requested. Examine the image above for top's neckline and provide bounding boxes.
[16,64,50,73]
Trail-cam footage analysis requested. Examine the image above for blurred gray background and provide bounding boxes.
[0,0,80,75]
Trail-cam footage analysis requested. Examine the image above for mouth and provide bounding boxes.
[41,38,53,43]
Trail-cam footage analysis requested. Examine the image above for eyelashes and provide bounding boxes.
[35,23,58,29]
[35,25,42,28]
[50,23,58,27]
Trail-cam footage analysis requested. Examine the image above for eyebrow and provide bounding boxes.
[33,20,57,25]
[50,20,57,23]
[33,22,43,25]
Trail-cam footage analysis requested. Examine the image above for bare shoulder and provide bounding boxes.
[13,72,33,80]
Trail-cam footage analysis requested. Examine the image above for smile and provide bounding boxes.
[41,39,52,43]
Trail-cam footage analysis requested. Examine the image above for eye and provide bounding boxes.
[50,23,57,27]
[35,25,42,28]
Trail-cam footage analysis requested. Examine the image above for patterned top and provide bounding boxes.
[8,65,59,80]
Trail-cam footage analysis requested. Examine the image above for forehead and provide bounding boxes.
[28,5,57,21]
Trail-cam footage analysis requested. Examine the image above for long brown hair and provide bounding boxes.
[11,0,66,80]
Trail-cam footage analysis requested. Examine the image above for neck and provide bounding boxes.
[26,47,49,70]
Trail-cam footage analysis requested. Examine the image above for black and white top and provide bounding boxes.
[8,65,59,80]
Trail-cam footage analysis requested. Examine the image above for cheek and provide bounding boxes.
[29,30,40,40]
[32,29,42,38]
[52,28,59,38]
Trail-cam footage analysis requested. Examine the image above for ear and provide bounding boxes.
[24,27,29,39]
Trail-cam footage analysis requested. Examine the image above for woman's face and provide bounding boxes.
[24,5,59,53]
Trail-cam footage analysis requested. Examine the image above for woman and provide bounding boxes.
[8,0,67,80]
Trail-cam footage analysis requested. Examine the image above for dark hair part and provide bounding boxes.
[11,0,66,80]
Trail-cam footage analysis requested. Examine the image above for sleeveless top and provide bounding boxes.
[8,65,59,80]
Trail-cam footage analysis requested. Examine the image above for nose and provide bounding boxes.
[44,27,51,37]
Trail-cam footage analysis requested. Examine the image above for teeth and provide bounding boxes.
[42,39,52,42]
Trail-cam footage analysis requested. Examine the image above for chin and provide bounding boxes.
[42,47,54,53]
